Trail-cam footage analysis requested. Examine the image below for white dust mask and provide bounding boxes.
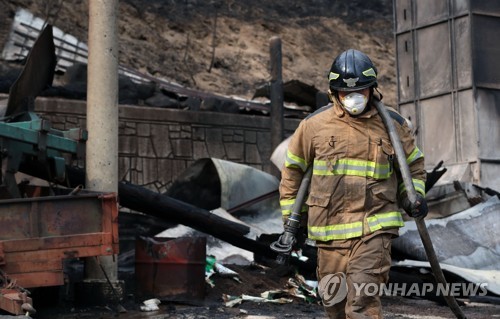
[340,92,368,115]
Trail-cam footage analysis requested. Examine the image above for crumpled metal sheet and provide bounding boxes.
[211,158,279,210]
[166,158,279,211]
[160,158,282,264]
[392,196,500,294]
[393,260,500,295]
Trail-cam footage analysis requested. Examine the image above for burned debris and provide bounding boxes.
[0,8,317,119]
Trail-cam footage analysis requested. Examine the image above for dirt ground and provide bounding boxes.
[3,0,398,107]
[29,263,500,319]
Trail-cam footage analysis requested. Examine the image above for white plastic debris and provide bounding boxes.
[222,293,293,307]
[140,298,161,312]
[214,262,241,283]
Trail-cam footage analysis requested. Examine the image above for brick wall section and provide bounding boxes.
[34,97,301,193]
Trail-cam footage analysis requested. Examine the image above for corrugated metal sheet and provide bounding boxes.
[1,8,88,72]
[393,196,500,294]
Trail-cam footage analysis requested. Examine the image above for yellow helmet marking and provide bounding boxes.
[362,68,377,78]
[329,72,340,81]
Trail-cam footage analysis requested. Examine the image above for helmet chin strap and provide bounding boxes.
[327,89,336,103]
[374,86,383,101]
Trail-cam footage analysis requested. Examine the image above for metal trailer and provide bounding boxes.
[0,100,120,315]
[0,192,119,315]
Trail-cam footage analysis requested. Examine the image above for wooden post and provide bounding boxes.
[269,36,284,177]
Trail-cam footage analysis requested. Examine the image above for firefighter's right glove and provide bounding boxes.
[285,213,308,245]
[293,226,307,250]
[402,193,428,219]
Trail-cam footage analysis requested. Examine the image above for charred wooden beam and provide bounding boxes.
[425,160,447,192]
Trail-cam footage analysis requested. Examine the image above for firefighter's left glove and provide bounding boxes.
[402,193,428,219]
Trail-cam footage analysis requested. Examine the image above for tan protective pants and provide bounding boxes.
[317,233,392,319]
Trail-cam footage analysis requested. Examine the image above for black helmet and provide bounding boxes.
[328,49,377,92]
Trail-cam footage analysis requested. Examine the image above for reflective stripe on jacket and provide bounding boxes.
[279,100,426,242]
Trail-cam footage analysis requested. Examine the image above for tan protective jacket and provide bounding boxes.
[279,99,426,244]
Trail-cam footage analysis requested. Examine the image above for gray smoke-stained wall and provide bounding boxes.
[394,0,500,190]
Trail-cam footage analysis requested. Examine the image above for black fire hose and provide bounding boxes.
[270,165,313,264]
[374,98,467,319]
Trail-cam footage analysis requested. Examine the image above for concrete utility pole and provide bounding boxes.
[85,0,120,291]
[269,36,284,177]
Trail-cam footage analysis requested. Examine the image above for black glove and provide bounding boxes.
[402,193,428,219]
[293,226,308,250]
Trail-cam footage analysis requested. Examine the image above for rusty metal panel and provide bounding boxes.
[417,23,452,98]
[0,195,106,240]
[9,272,65,288]
[472,15,500,89]
[0,193,119,288]
[456,90,477,163]
[0,289,33,316]
[135,236,206,302]
[420,95,456,167]
[396,32,415,102]
[1,258,62,274]
[415,0,449,27]
[2,233,115,260]
[455,16,472,89]
[394,0,413,33]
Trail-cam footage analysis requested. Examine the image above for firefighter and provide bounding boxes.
[279,49,428,318]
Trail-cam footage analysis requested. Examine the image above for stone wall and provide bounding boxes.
[34,98,301,193]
